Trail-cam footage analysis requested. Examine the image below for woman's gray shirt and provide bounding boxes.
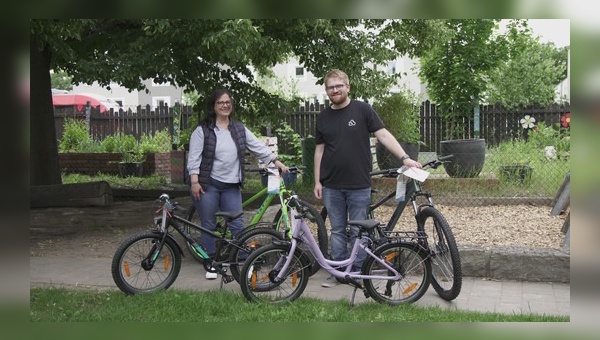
[187,125,276,184]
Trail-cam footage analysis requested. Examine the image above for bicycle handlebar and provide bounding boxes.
[370,154,454,177]
[422,154,454,169]
[155,193,186,212]
[288,196,318,223]
[247,166,300,175]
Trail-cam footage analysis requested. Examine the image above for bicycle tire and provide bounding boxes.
[111,231,181,295]
[362,241,431,305]
[417,206,462,301]
[239,243,310,304]
[227,227,283,283]
[274,206,328,276]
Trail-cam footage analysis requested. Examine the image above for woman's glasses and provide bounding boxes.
[216,100,232,107]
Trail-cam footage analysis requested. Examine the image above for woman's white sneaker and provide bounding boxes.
[206,267,218,280]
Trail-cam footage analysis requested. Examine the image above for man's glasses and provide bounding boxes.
[216,100,232,107]
[325,84,347,93]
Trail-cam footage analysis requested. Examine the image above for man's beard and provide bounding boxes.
[328,92,347,105]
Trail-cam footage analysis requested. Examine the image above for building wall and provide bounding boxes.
[268,56,429,103]
[72,55,429,107]
[72,79,184,110]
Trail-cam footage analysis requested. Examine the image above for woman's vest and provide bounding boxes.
[198,120,247,188]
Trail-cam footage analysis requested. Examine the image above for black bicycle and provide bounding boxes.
[111,193,282,294]
[320,155,462,301]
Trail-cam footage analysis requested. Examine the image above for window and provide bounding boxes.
[295,67,305,77]
[387,62,397,75]
[152,96,171,108]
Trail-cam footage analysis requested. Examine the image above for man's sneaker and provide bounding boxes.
[321,274,339,288]
[205,267,218,280]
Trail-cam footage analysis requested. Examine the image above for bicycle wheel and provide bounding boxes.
[239,243,310,303]
[417,206,462,301]
[111,231,181,295]
[362,241,430,305]
[274,204,328,276]
[227,227,283,282]
[185,205,205,263]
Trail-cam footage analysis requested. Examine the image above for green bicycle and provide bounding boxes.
[185,167,329,278]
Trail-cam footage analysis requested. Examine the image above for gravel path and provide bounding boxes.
[30,201,568,258]
[372,204,568,249]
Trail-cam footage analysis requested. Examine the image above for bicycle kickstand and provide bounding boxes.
[215,264,234,289]
[350,287,358,307]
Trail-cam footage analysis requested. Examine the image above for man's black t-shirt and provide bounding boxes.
[315,100,385,189]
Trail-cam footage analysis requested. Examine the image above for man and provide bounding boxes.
[314,69,422,288]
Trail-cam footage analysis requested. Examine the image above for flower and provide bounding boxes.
[561,112,570,128]
[520,115,536,129]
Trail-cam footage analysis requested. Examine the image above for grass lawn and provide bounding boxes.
[30,287,568,322]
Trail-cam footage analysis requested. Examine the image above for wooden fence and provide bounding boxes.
[54,100,570,154]
[54,104,196,142]
[280,100,569,154]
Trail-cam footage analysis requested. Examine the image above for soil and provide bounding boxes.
[30,199,569,259]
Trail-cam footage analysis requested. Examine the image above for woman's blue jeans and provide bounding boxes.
[192,178,243,258]
[323,186,371,269]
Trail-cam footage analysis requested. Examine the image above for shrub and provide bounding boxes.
[59,118,102,152]
[273,122,302,166]
[528,121,570,159]
[100,133,144,162]
[372,89,422,144]
[139,128,172,153]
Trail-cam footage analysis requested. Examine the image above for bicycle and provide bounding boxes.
[320,155,462,301]
[184,166,329,277]
[111,193,282,294]
[238,196,432,305]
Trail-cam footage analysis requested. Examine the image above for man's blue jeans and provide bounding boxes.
[192,178,243,257]
[323,187,371,269]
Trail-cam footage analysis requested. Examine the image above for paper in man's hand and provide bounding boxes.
[398,166,430,182]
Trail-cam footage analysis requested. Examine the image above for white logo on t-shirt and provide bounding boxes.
[348,119,356,126]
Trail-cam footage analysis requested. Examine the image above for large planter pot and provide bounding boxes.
[440,138,486,178]
[118,162,144,178]
[376,141,420,170]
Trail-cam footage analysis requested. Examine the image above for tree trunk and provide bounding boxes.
[30,36,61,185]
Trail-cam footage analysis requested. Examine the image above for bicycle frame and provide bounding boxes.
[155,199,244,263]
[370,173,436,233]
[188,168,298,237]
[241,178,294,236]
[274,201,403,283]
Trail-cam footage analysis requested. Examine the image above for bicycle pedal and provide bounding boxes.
[221,275,234,284]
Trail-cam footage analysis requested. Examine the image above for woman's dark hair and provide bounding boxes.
[200,88,234,126]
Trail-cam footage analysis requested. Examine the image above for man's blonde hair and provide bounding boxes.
[324,69,349,85]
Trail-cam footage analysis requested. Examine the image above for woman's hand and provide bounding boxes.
[274,160,288,173]
[191,182,205,201]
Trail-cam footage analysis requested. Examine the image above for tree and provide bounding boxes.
[31,19,445,185]
[50,70,73,91]
[418,19,510,140]
[485,20,566,109]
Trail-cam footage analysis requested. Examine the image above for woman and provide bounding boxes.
[187,88,288,279]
